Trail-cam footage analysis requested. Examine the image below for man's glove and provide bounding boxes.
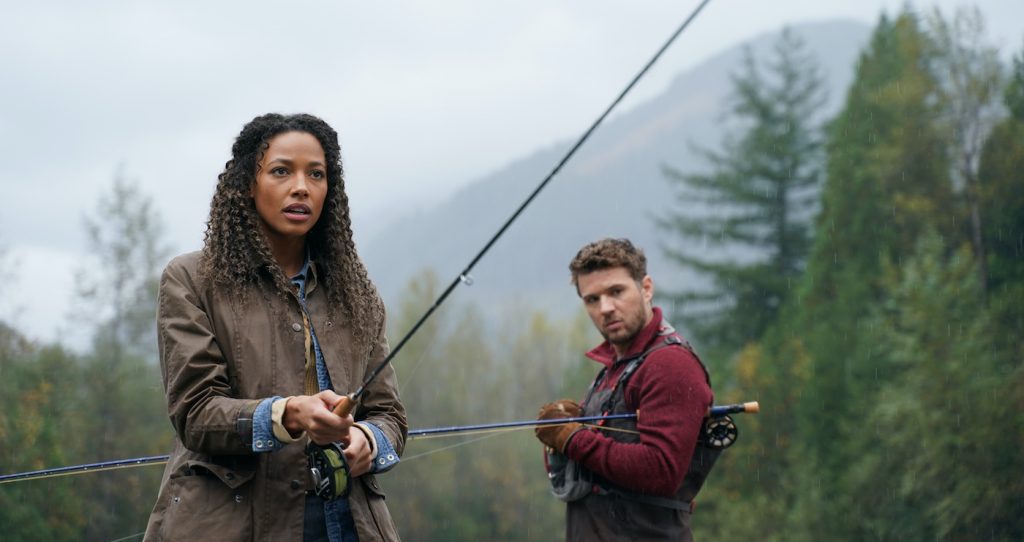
[535,399,584,454]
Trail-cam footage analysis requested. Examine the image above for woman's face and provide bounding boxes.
[251,131,329,244]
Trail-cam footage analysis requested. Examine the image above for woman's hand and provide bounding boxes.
[344,428,373,477]
[283,390,354,445]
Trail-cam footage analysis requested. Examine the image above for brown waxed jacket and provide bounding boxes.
[144,251,407,541]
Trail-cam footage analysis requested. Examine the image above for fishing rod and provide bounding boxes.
[0,401,756,485]
[413,401,759,437]
[332,0,714,418]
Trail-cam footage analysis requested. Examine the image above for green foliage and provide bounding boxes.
[786,12,961,538]
[0,176,172,541]
[978,45,1024,293]
[0,335,88,542]
[849,234,1023,540]
[659,28,826,350]
[682,10,1024,542]
[386,271,592,541]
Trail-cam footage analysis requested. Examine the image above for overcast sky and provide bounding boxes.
[2,0,1021,347]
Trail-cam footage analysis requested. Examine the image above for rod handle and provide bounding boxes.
[332,394,357,418]
[707,401,760,417]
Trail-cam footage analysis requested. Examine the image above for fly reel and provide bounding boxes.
[701,415,738,450]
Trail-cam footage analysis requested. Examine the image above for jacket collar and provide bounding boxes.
[585,306,667,367]
[288,249,320,297]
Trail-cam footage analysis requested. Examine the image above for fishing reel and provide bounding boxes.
[701,415,738,450]
[307,442,351,501]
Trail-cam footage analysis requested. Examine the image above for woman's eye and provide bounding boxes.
[271,167,288,176]
[310,170,326,180]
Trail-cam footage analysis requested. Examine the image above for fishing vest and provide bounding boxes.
[565,325,719,542]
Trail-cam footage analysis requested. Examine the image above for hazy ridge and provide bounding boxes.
[362,20,872,318]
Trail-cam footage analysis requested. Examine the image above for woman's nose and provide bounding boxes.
[291,174,311,196]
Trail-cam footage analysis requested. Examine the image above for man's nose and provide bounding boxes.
[599,296,615,314]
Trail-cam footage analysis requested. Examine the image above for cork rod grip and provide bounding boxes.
[332,394,357,418]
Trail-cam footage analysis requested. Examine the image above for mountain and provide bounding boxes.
[361,20,872,319]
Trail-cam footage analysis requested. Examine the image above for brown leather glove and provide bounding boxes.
[535,399,584,453]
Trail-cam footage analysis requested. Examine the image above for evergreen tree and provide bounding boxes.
[851,233,1024,540]
[978,44,1024,295]
[659,28,826,350]
[790,12,957,539]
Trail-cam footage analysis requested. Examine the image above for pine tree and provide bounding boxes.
[850,233,1024,540]
[659,28,826,350]
[978,44,1024,295]
[789,12,958,539]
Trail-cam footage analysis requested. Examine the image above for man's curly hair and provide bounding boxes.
[568,238,647,290]
[199,113,383,346]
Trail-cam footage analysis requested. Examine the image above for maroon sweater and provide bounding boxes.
[565,307,713,497]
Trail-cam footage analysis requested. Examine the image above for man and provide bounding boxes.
[535,238,714,542]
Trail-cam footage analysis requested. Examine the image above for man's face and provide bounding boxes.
[577,267,654,355]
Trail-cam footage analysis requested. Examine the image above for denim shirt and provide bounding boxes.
[251,256,400,542]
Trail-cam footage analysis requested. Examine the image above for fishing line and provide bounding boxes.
[108,532,144,542]
[400,432,509,462]
[397,320,444,393]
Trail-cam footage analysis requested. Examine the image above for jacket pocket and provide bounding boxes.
[156,459,256,540]
[360,474,401,541]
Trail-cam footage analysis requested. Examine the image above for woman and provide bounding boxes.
[145,113,407,541]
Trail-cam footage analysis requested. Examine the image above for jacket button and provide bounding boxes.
[291,480,301,490]
[234,494,243,503]
[292,323,303,332]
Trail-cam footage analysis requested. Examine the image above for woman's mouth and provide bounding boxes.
[283,203,312,221]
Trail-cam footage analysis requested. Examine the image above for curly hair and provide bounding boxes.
[199,113,384,347]
[568,238,648,289]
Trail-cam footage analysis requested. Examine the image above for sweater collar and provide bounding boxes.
[585,306,666,367]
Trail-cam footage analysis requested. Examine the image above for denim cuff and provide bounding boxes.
[252,396,286,453]
[365,422,400,473]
